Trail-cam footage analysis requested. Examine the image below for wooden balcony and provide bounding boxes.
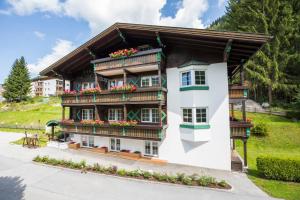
[229,85,248,102]
[230,121,252,138]
[61,87,166,106]
[60,122,166,141]
[92,49,163,76]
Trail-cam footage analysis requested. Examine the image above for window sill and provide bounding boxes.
[180,124,210,129]
[180,85,209,91]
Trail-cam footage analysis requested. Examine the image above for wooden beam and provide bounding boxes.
[156,32,165,48]
[223,39,233,62]
[85,48,96,59]
[243,139,248,167]
[116,28,128,45]
[123,104,127,120]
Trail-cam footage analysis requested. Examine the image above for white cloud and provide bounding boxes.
[5,0,209,34]
[218,0,225,8]
[33,31,45,40]
[28,39,75,74]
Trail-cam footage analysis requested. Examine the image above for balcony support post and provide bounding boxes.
[232,139,236,150]
[62,106,65,120]
[159,104,162,126]
[242,100,246,121]
[240,63,244,85]
[158,64,162,87]
[230,103,234,119]
[243,138,248,167]
[94,105,100,120]
[95,72,99,88]
[123,105,127,121]
[123,69,127,85]
[62,78,65,91]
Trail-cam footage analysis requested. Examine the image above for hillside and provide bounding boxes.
[0,97,61,128]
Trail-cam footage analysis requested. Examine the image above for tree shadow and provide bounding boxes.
[0,176,26,200]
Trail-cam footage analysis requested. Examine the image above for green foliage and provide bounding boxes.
[3,57,31,102]
[117,169,127,176]
[182,177,193,185]
[252,122,268,137]
[286,111,300,120]
[142,171,152,179]
[210,0,300,104]
[257,157,300,182]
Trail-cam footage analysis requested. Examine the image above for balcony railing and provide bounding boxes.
[93,48,163,72]
[61,122,166,141]
[229,85,248,100]
[230,121,252,138]
[61,87,166,105]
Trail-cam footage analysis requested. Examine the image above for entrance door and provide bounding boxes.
[110,138,120,151]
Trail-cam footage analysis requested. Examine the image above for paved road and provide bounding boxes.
[0,132,277,200]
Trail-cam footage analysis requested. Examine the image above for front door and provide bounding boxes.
[110,138,120,151]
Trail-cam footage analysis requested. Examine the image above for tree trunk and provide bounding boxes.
[268,85,272,105]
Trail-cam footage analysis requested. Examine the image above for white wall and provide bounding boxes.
[159,62,231,170]
[43,79,57,97]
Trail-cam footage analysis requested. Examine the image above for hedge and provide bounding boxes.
[257,156,300,182]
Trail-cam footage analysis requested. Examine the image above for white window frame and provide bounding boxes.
[82,82,95,90]
[141,75,159,87]
[108,79,124,89]
[108,108,123,121]
[82,109,94,120]
[81,135,94,148]
[141,108,159,123]
[180,69,207,87]
[144,141,158,157]
[181,107,208,125]
[110,138,121,151]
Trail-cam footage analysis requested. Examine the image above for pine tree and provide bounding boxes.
[3,57,31,102]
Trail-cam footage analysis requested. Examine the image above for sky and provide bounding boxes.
[0,0,228,83]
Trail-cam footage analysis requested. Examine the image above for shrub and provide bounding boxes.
[218,180,228,188]
[286,111,300,120]
[182,177,193,185]
[142,171,152,179]
[257,157,300,182]
[117,169,127,176]
[127,169,141,177]
[197,176,216,186]
[176,173,186,182]
[107,165,118,174]
[251,122,268,137]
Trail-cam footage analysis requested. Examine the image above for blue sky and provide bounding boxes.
[0,0,227,83]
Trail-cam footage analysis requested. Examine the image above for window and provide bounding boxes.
[108,79,123,89]
[182,108,192,123]
[181,71,191,86]
[145,141,158,156]
[141,76,159,87]
[82,82,95,90]
[81,136,94,147]
[110,138,121,151]
[182,107,208,124]
[195,71,206,85]
[108,109,123,121]
[82,109,94,120]
[180,70,206,87]
[196,108,207,123]
[141,108,159,123]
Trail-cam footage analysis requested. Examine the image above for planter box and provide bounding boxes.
[68,143,80,149]
[90,147,108,154]
[119,151,141,159]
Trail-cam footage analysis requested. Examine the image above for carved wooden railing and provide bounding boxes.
[60,123,166,141]
[230,121,252,138]
[61,87,166,105]
[229,85,248,99]
[93,48,163,72]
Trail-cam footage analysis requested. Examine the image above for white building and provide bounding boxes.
[40,23,270,171]
[31,76,70,97]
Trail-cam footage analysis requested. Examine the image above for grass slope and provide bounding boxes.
[235,112,300,200]
[0,97,62,128]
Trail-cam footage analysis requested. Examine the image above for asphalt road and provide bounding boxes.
[0,133,276,200]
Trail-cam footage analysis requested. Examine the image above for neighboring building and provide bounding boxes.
[0,84,4,102]
[31,76,70,97]
[40,23,270,171]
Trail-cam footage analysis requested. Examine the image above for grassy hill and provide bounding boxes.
[0,97,62,129]
[235,112,300,200]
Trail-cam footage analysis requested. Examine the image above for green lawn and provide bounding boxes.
[0,97,62,127]
[235,112,300,200]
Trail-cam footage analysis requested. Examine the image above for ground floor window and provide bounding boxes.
[81,135,94,147]
[144,141,158,156]
[110,138,121,151]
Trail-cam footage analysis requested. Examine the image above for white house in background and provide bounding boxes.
[31,76,70,97]
[39,23,270,171]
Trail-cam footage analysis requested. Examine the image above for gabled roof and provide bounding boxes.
[40,22,271,77]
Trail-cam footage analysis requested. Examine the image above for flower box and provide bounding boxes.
[109,120,138,127]
[109,48,138,58]
[91,146,108,154]
[80,87,101,95]
[119,150,141,158]
[110,84,137,93]
[68,142,80,149]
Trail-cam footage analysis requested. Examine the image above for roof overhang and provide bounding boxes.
[40,23,272,78]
